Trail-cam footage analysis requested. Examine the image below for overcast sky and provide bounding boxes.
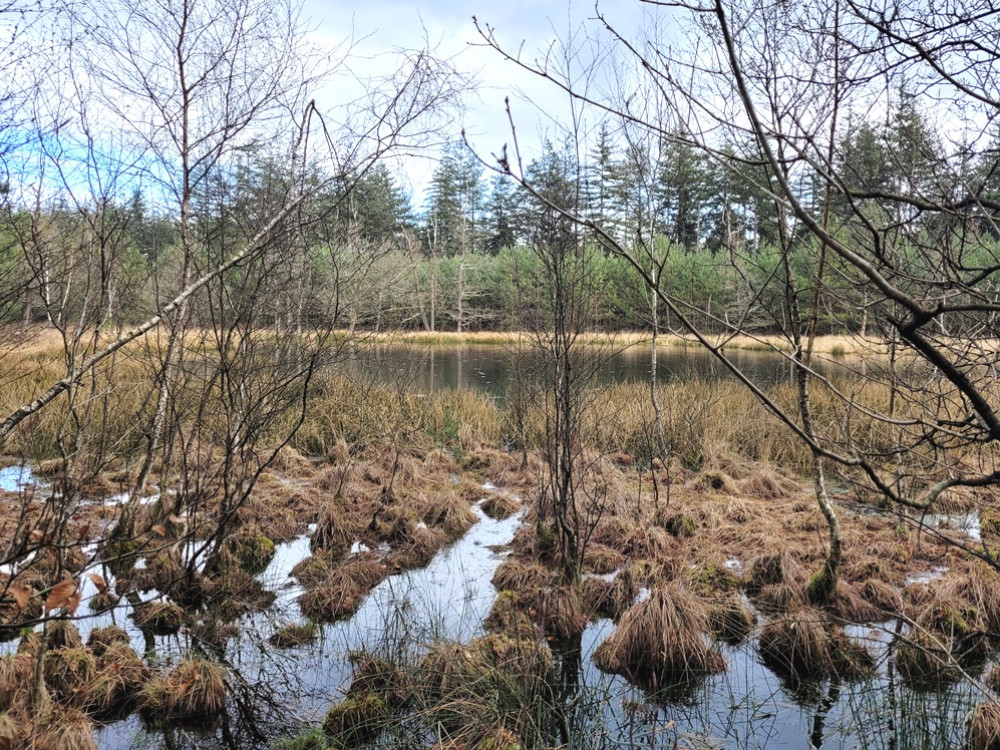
[299,0,654,201]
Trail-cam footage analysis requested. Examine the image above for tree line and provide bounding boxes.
[5,84,1000,336]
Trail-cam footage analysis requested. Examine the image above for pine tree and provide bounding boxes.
[425,141,484,256]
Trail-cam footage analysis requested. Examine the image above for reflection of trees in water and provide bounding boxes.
[347,345,850,397]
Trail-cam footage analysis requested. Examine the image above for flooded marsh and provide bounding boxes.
[0,345,995,749]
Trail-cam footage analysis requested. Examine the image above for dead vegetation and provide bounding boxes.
[141,656,228,723]
[592,585,726,690]
[0,354,996,744]
[758,608,874,682]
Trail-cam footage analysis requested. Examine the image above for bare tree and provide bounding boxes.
[473,0,1000,600]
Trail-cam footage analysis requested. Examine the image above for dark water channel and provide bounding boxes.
[347,342,860,397]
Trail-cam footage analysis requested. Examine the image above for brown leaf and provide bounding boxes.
[10,582,33,611]
[168,514,186,525]
[87,573,107,594]
[28,529,44,543]
[65,591,82,615]
[151,525,167,537]
[44,579,78,614]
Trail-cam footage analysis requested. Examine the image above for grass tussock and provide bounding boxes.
[968,701,1000,750]
[141,657,227,722]
[83,642,151,717]
[582,543,626,575]
[30,707,97,750]
[298,554,387,623]
[894,630,962,690]
[416,633,554,745]
[269,622,317,648]
[480,492,520,521]
[322,692,389,747]
[708,595,757,646]
[483,591,538,638]
[43,647,97,704]
[0,652,32,711]
[593,584,725,690]
[758,608,874,682]
[581,569,637,622]
[132,601,185,635]
[85,626,130,657]
[491,557,552,593]
[536,585,587,642]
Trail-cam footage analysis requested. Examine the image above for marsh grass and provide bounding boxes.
[141,656,228,722]
[758,608,874,682]
[593,585,726,689]
[30,706,98,750]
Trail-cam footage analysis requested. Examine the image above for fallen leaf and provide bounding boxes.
[65,591,82,615]
[168,514,186,525]
[87,573,107,594]
[10,582,33,610]
[44,579,78,613]
[29,529,44,543]
[151,525,167,537]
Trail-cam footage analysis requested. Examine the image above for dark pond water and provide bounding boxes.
[347,343,862,397]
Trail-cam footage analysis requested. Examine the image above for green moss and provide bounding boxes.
[929,603,978,639]
[662,514,697,539]
[483,591,536,638]
[269,622,317,648]
[981,507,1000,538]
[274,728,330,750]
[806,564,838,606]
[228,532,276,575]
[102,538,139,577]
[688,564,739,595]
[322,692,389,748]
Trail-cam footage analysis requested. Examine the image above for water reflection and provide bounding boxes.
[347,344,855,398]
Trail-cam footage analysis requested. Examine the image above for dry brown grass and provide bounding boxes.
[593,584,725,689]
[581,570,637,622]
[83,642,151,716]
[894,629,963,690]
[536,584,587,642]
[131,601,184,635]
[269,622,317,648]
[141,656,227,721]
[298,554,387,623]
[385,523,447,570]
[491,557,552,594]
[708,594,757,646]
[582,543,626,575]
[483,591,538,638]
[0,652,32,711]
[29,707,97,750]
[480,492,520,521]
[758,608,874,681]
[968,701,1000,750]
[415,633,554,744]
[42,647,97,705]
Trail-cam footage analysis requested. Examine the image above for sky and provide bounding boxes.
[298,0,654,203]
